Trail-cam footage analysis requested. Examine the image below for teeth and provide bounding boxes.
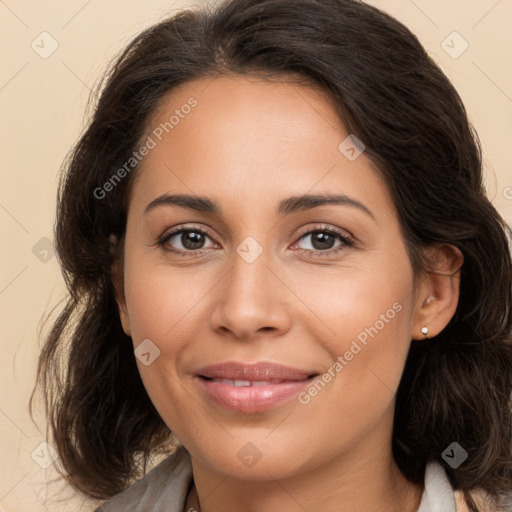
[211,378,277,387]
[233,379,251,387]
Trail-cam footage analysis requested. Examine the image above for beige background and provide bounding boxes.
[1,0,511,510]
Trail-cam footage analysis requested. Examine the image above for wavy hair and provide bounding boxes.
[31,0,512,509]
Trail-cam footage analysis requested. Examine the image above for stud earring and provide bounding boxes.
[421,326,429,337]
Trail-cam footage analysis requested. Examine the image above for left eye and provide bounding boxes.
[294,229,351,252]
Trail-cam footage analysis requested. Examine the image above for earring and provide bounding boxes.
[421,326,429,337]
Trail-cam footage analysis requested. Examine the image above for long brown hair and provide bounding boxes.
[31,0,512,509]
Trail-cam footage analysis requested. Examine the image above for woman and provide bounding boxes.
[32,0,512,511]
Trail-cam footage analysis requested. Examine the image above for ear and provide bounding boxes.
[411,243,464,340]
[109,234,132,337]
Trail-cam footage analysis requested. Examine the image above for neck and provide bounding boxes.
[184,441,423,512]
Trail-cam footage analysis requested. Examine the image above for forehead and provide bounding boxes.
[127,74,393,222]
[143,73,345,164]
[149,72,344,133]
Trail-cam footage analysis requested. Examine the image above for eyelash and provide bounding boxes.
[156,224,354,258]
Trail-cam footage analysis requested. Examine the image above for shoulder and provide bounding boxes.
[93,446,193,512]
[417,461,458,512]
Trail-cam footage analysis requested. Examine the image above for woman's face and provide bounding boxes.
[115,74,428,480]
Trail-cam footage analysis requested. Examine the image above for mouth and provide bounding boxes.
[200,377,316,386]
[195,361,319,413]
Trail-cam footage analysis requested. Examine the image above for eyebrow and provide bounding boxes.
[144,193,375,220]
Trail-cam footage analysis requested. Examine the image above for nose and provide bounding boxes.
[209,247,292,340]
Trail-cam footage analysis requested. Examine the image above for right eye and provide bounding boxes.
[157,226,218,256]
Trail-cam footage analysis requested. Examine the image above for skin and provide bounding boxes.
[112,74,463,512]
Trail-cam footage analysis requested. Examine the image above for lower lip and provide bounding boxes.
[196,376,315,413]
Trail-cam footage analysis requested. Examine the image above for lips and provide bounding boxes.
[195,361,318,413]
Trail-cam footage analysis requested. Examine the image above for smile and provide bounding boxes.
[194,361,318,413]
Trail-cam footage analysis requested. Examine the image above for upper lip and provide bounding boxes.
[196,362,318,381]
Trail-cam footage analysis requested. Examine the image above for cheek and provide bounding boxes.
[324,301,411,399]
[296,252,414,404]
[123,256,212,342]
[122,256,218,411]
[293,251,413,350]
[122,260,200,427]
[291,284,413,457]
